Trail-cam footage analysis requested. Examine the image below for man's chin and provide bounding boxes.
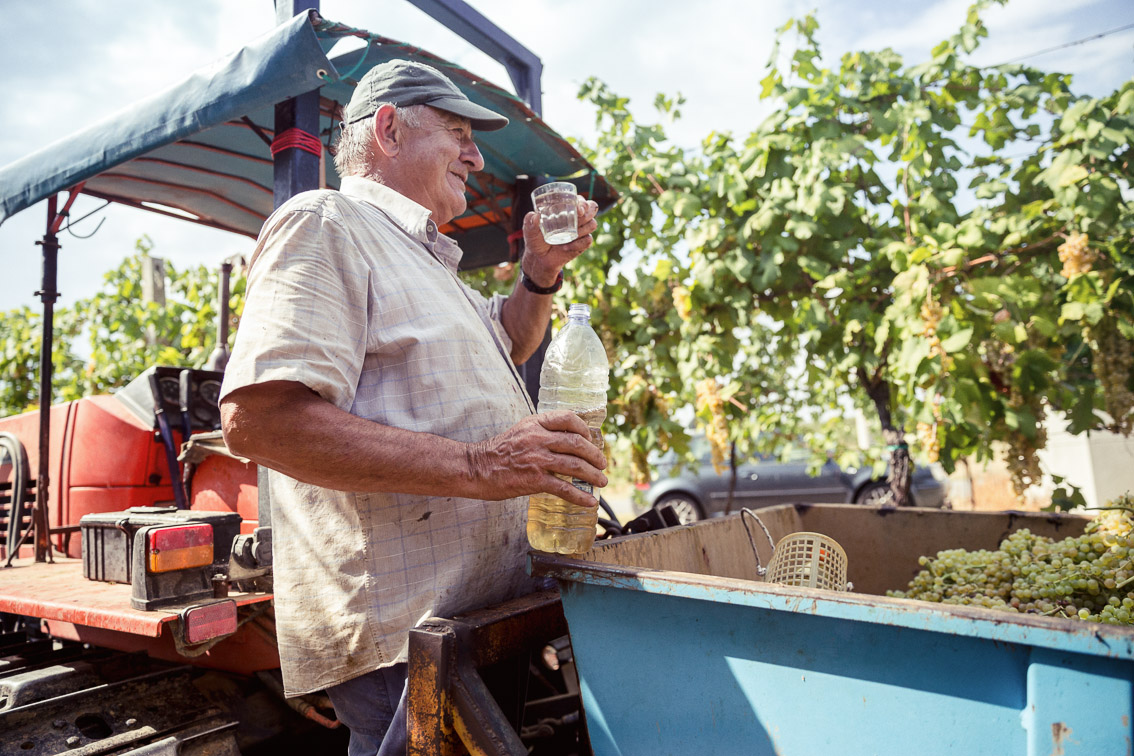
[434,203,466,227]
[453,195,469,219]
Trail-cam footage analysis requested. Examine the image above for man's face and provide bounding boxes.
[392,107,484,225]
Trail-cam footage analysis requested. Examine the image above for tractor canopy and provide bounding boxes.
[0,10,616,268]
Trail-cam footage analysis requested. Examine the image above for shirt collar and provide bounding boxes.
[339,176,464,270]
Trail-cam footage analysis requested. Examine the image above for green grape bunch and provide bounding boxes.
[916,420,941,464]
[920,293,945,360]
[1057,232,1099,279]
[888,495,1134,624]
[1004,391,1048,499]
[695,378,730,474]
[1088,319,1134,436]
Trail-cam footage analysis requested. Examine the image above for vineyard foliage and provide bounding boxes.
[0,237,245,417]
[558,0,1133,506]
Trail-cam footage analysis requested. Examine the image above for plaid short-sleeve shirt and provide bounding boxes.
[221,176,539,696]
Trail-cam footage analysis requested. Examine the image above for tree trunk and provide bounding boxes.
[861,373,912,507]
[881,426,912,507]
[962,456,976,509]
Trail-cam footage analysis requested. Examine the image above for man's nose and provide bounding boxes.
[462,139,484,172]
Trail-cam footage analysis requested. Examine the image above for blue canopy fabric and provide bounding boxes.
[0,11,616,269]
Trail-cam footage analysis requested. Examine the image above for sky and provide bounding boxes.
[0,0,1131,314]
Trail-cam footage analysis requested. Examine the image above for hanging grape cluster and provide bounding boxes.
[920,292,945,360]
[1057,232,1099,279]
[695,378,730,473]
[672,285,692,323]
[1055,231,1133,434]
[913,293,948,464]
[1087,319,1134,435]
[916,421,940,463]
[916,394,944,464]
[889,500,1134,624]
[622,374,672,484]
[983,341,1048,498]
[622,375,649,426]
[1003,387,1048,498]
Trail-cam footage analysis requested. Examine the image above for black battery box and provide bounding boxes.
[81,506,241,584]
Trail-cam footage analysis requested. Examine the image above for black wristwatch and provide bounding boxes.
[521,269,564,295]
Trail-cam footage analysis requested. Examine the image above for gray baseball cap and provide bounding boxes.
[343,59,509,131]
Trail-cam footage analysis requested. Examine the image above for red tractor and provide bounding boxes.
[0,4,616,754]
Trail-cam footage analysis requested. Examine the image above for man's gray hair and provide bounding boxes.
[333,103,426,177]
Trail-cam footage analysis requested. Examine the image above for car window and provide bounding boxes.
[784,446,812,464]
[653,436,838,475]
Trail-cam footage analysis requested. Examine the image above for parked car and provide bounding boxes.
[645,440,949,523]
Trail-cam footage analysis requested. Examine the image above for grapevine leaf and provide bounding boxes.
[939,328,974,353]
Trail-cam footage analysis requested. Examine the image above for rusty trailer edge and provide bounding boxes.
[0,558,270,637]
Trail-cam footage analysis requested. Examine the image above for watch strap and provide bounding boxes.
[521,269,564,294]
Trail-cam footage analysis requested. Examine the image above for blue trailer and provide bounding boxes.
[532,504,1134,756]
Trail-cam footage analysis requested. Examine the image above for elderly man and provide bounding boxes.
[219,59,606,755]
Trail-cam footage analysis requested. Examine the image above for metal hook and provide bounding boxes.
[60,200,111,239]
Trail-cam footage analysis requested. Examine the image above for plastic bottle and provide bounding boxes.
[527,303,610,554]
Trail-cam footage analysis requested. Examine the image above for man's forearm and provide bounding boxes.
[222,381,477,496]
[221,380,610,507]
[501,275,555,364]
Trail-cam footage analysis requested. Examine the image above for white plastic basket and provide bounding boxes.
[764,531,849,591]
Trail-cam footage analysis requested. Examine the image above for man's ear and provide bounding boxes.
[371,104,401,158]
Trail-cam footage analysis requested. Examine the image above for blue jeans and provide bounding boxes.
[325,663,408,756]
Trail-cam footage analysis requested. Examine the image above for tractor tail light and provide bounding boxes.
[147,523,213,573]
[181,600,238,645]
